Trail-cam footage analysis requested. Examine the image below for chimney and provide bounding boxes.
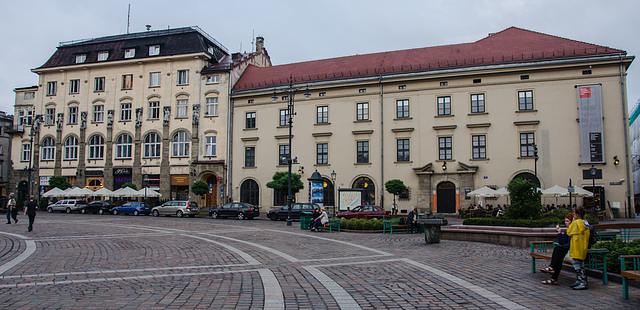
[255,36,264,53]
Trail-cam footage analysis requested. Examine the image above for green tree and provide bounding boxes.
[49,176,71,190]
[385,179,407,210]
[120,182,138,190]
[506,177,542,219]
[266,172,304,194]
[191,180,209,196]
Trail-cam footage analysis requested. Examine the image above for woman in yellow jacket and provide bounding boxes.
[566,208,590,290]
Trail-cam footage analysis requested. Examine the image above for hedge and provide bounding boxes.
[339,218,384,230]
[462,217,560,227]
[592,239,640,273]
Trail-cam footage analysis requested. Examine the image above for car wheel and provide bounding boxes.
[66,208,72,214]
[211,211,218,219]
[152,210,159,217]
[47,207,53,213]
[177,210,184,218]
[99,209,104,215]
[237,212,245,220]
[133,210,139,216]
[80,208,86,214]
[113,209,118,215]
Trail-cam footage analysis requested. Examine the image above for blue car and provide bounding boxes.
[112,202,150,216]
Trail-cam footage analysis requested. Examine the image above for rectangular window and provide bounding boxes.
[75,54,86,64]
[316,106,328,124]
[122,74,133,90]
[279,144,290,165]
[356,102,369,121]
[93,105,104,122]
[437,96,451,116]
[148,101,160,119]
[124,48,135,58]
[21,144,31,162]
[97,51,109,61]
[356,140,369,163]
[94,77,105,92]
[279,109,289,127]
[245,112,256,129]
[438,137,453,160]
[206,75,219,84]
[176,99,188,118]
[472,135,487,159]
[46,81,57,96]
[397,139,410,162]
[68,106,78,124]
[470,93,485,113]
[316,143,328,165]
[148,45,160,56]
[69,79,80,94]
[518,90,534,111]
[177,70,189,85]
[396,99,410,118]
[245,147,256,167]
[205,136,217,157]
[520,132,535,157]
[205,97,219,116]
[149,72,161,87]
[120,102,132,121]
[45,107,55,125]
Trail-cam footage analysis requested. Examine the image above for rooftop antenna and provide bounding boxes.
[145,24,151,31]
[251,29,255,51]
[240,41,242,53]
[126,4,131,34]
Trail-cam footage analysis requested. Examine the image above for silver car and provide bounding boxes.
[151,200,199,218]
[47,199,87,214]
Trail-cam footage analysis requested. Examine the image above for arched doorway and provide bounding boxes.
[17,181,28,208]
[86,178,103,191]
[240,179,259,206]
[512,172,540,187]
[322,178,335,206]
[436,181,456,213]
[202,174,218,208]
[352,176,375,205]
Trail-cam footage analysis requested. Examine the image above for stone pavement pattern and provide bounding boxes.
[0,213,638,309]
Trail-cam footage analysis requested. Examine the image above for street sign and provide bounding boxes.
[568,186,575,193]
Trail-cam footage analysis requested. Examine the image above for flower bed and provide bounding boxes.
[592,239,640,273]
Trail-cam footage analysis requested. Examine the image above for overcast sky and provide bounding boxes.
[1,0,638,114]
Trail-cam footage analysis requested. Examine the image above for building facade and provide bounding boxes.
[11,27,270,208]
[231,27,635,217]
[0,111,14,198]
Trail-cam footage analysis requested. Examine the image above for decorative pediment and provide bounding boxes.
[457,162,478,173]
[413,163,433,174]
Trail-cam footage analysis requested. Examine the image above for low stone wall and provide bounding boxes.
[442,225,557,248]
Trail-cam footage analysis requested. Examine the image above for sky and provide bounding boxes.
[1,0,639,114]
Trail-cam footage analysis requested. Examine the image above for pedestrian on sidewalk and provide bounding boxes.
[541,213,573,285]
[24,196,37,232]
[407,207,418,233]
[567,208,590,290]
[5,193,17,224]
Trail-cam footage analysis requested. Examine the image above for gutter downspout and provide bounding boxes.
[619,55,635,217]
[379,75,384,208]
[227,72,233,203]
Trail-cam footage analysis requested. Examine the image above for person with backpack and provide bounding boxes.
[24,196,37,232]
[567,208,590,290]
[541,213,573,285]
[6,193,17,224]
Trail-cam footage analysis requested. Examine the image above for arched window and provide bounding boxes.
[172,130,190,157]
[41,137,55,161]
[88,135,105,160]
[144,132,161,158]
[352,176,375,205]
[63,136,78,160]
[240,179,259,206]
[115,133,133,159]
[512,172,540,188]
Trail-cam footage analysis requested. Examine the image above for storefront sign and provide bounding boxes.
[39,176,50,186]
[577,84,604,163]
[171,175,189,186]
[114,168,132,176]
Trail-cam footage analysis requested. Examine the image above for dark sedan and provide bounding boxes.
[336,205,388,219]
[79,201,114,215]
[209,202,259,220]
[267,203,319,221]
[112,202,151,216]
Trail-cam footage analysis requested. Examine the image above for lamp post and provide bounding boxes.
[533,144,539,178]
[283,78,297,226]
[330,170,336,216]
[27,116,42,200]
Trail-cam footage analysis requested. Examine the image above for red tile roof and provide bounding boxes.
[234,27,624,92]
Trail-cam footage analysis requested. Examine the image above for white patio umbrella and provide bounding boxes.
[467,186,499,197]
[65,187,94,197]
[569,186,594,197]
[42,187,64,198]
[112,186,144,198]
[541,185,568,206]
[495,187,509,196]
[61,187,80,197]
[137,188,161,198]
[93,188,113,197]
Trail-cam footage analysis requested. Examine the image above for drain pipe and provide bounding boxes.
[619,55,634,217]
[379,75,385,208]
[227,72,234,203]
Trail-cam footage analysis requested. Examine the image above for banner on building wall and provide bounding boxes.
[577,84,605,163]
[310,181,324,205]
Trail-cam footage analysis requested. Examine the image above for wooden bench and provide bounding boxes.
[530,241,609,285]
[620,255,640,299]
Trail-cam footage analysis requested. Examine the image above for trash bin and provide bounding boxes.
[418,218,448,244]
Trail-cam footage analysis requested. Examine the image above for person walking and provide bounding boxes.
[24,196,37,232]
[6,193,17,224]
[407,207,418,233]
[567,208,590,290]
[541,213,573,285]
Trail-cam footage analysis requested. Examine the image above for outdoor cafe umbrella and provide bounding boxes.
[137,188,161,198]
[65,187,94,197]
[467,186,499,207]
[93,187,113,197]
[566,186,594,197]
[42,187,64,198]
[111,186,144,198]
[541,185,569,205]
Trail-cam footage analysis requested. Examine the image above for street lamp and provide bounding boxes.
[280,77,297,226]
[330,170,337,216]
[533,144,539,178]
[27,116,42,200]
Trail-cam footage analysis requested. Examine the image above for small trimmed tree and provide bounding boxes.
[266,172,304,203]
[385,179,407,211]
[49,176,71,190]
[121,182,138,190]
[191,180,209,196]
[506,177,542,219]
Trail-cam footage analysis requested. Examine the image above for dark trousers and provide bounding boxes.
[6,209,17,223]
[550,246,570,280]
[27,213,35,232]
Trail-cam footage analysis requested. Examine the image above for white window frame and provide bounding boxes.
[21,143,31,162]
[120,102,132,121]
[149,72,161,87]
[171,131,190,157]
[97,51,109,61]
[356,102,369,121]
[206,75,219,84]
[205,97,219,116]
[205,135,217,157]
[41,137,55,161]
[69,79,80,94]
[88,135,105,160]
[115,134,133,159]
[122,74,133,90]
[124,48,135,58]
[45,107,55,125]
[94,77,105,92]
[148,101,160,119]
[148,45,160,56]
[47,81,57,96]
[144,132,161,158]
[93,105,104,123]
[64,136,78,160]
[177,70,189,85]
[176,99,188,118]
[68,106,78,124]
[75,54,86,64]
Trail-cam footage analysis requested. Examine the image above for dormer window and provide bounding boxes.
[207,46,214,54]
[75,54,86,64]
[97,51,109,61]
[148,45,160,56]
[124,48,135,59]
[206,75,219,84]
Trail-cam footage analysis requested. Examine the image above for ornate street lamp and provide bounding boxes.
[28,115,42,199]
[330,170,337,216]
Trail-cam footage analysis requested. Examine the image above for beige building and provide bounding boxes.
[231,27,635,217]
[11,27,270,207]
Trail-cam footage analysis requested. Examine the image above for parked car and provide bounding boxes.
[111,202,150,216]
[336,205,388,219]
[267,203,319,221]
[209,202,259,220]
[46,199,88,213]
[79,201,114,215]
[151,200,199,217]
